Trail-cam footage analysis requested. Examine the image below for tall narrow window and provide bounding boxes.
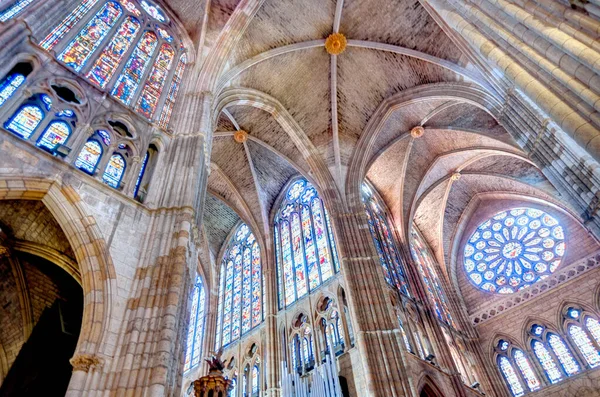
[0,0,35,22]
[410,225,455,328]
[135,43,174,119]
[513,350,541,392]
[36,120,71,151]
[251,360,260,396]
[111,31,158,105]
[498,356,525,397]
[134,151,149,198]
[86,16,141,88]
[216,223,263,348]
[39,0,100,50]
[5,104,43,139]
[184,275,206,372]
[75,140,103,174]
[361,182,410,296]
[565,307,600,369]
[0,65,29,107]
[58,2,122,71]
[274,178,340,308]
[495,339,540,396]
[530,324,579,384]
[102,153,126,188]
[159,53,186,128]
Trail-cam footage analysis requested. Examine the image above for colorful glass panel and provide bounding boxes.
[134,151,149,198]
[411,226,455,327]
[216,223,262,348]
[586,317,600,346]
[58,2,122,72]
[40,0,99,50]
[274,227,284,309]
[102,153,125,188]
[251,242,261,327]
[464,208,566,294]
[158,53,185,128]
[111,31,158,105]
[252,365,259,394]
[86,16,141,88]
[135,43,174,119]
[0,0,34,22]
[548,333,579,375]
[275,179,340,309]
[513,349,540,391]
[37,120,71,151]
[499,356,525,397]
[140,0,166,21]
[75,140,102,174]
[97,129,111,145]
[184,275,205,372]
[361,183,411,296]
[569,325,600,368]
[5,105,43,139]
[532,340,562,383]
[119,0,140,15]
[155,25,173,42]
[0,74,25,107]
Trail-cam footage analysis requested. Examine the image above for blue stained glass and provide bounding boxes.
[216,223,263,348]
[532,340,562,383]
[5,105,43,139]
[361,182,411,296]
[275,178,340,308]
[498,356,525,397]
[75,140,102,174]
[140,0,166,22]
[252,364,259,394]
[548,333,579,375]
[97,129,111,145]
[102,153,126,188]
[40,0,99,50]
[0,0,34,22]
[184,275,205,372]
[36,120,71,151]
[569,325,600,368]
[41,95,52,110]
[134,151,149,198]
[58,2,123,72]
[464,208,565,294]
[158,53,186,128]
[55,109,75,117]
[0,74,25,107]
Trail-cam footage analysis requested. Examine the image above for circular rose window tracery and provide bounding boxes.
[463,208,566,294]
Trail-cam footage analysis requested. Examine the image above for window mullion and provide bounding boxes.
[308,203,323,287]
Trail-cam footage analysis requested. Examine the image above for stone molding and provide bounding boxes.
[470,251,600,326]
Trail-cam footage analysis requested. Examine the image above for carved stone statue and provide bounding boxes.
[204,348,225,373]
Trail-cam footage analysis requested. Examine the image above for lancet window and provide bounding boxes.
[215,223,263,348]
[183,275,206,372]
[38,0,186,127]
[529,324,579,384]
[495,339,541,397]
[564,307,600,369]
[0,0,35,22]
[410,225,456,328]
[274,178,340,309]
[361,182,410,296]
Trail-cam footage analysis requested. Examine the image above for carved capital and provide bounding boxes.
[69,354,102,372]
[325,33,347,55]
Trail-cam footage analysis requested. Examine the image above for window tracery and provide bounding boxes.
[361,182,410,296]
[184,275,205,373]
[37,0,186,127]
[215,223,263,348]
[564,307,600,369]
[0,0,35,22]
[464,208,566,294]
[529,324,579,385]
[102,153,126,188]
[495,339,540,396]
[274,178,340,309]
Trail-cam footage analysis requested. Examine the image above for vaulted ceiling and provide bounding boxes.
[179,0,567,282]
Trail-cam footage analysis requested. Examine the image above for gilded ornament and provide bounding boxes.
[410,126,425,138]
[233,130,248,143]
[325,33,347,55]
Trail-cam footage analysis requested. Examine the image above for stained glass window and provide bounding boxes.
[40,0,100,50]
[498,356,524,397]
[464,208,566,294]
[513,350,540,392]
[102,153,126,188]
[36,120,71,151]
[586,317,600,346]
[111,31,158,105]
[184,275,205,372]
[119,0,140,15]
[532,340,562,383]
[75,139,103,174]
[0,0,35,22]
[158,53,185,128]
[275,179,340,309]
[0,74,25,108]
[361,183,410,296]
[97,129,111,145]
[86,16,141,88]
[216,223,263,348]
[398,318,412,353]
[568,325,600,368]
[547,333,579,375]
[58,2,122,72]
[134,151,149,198]
[140,0,166,22]
[410,225,456,328]
[135,43,174,119]
[251,363,259,395]
[5,104,43,139]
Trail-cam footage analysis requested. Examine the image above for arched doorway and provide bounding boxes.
[420,383,443,397]
[0,200,83,396]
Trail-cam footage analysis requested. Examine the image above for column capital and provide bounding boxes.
[69,354,102,372]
